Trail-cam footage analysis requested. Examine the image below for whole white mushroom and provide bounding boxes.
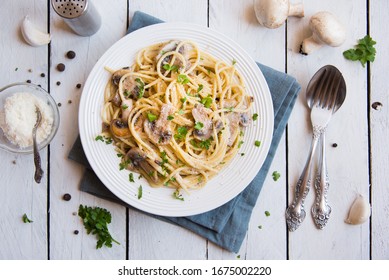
[300,11,346,55]
[254,0,304,29]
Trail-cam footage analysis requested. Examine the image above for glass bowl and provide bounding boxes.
[0,82,60,154]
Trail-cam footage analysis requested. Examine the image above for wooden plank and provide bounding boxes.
[0,0,48,260]
[370,0,389,260]
[287,0,370,259]
[127,0,209,260]
[48,0,127,259]
[207,0,287,260]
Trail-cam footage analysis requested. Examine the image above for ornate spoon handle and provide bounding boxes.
[286,126,323,232]
[311,132,331,229]
[33,107,43,184]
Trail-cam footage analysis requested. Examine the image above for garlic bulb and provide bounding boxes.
[345,194,371,225]
[21,16,51,47]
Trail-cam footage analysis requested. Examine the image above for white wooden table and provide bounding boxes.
[0,0,388,260]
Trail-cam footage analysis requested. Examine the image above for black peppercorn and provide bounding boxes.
[63,193,71,201]
[57,63,65,72]
[56,81,61,86]
[26,80,31,83]
[74,230,79,235]
[40,73,45,77]
[332,143,338,148]
[66,50,76,59]
[76,83,82,89]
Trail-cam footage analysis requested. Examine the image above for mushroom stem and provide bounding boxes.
[288,3,304,17]
[300,34,324,55]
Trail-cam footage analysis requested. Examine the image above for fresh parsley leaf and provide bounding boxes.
[194,122,204,130]
[180,97,187,103]
[343,35,377,67]
[173,189,184,201]
[200,96,212,108]
[122,104,129,110]
[238,140,244,148]
[174,126,188,140]
[255,140,261,147]
[117,153,123,158]
[177,74,189,85]
[129,173,135,182]
[232,59,237,65]
[265,211,271,217]
[162,63,179,73]
[147,113,157,122]
[258,225,262,229]
[252,113,259,121]
[191,138,212,150]
[164,176,176,187]
[138,185,143,199]
[95,135,104,142]
[135,78,145,98]
[240,153,245,156]
[22,213,33,223]
[78,205,120,249]
[272,171,281,181]
[167,115,174,121]
[119,160,131,171]
[197,84,204,92]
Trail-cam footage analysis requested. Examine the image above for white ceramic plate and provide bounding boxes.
[79,23,274,217]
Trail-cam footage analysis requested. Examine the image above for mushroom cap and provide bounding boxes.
[254,0,289,29]
[310,11,346,47]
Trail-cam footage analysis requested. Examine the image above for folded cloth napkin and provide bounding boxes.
[68,11,301,253]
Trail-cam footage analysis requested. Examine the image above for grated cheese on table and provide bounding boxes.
[0,92,54,148]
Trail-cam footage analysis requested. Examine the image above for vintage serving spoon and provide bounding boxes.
[286,65,346,231]
[33,106,44,183]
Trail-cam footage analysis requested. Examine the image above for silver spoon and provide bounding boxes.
[33,106,43,183]
[286,65,346,231]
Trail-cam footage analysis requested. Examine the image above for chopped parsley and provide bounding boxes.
[78,205,120,249]
[129,173,135,182]
[119,160,131,170]
[255,140,261,147]
[95,135,104,142]
[227,107,234,112]
[200,96,213,108]
[95,135,112,144]
[122,104,129,110]
[117,153,123,158]
[258,225,262,229]
[135,78,145,98]
[162,63,179,73]
[240,153,245,156]
[343,35,376,67]
[123,89,130,97]
[265,211,270,217]
[147,113,157,122]
[177,74,189,85]
[164,176,176,186]
[197,84,204,92]
[138,185,143,199]
[194,122,204,130]
[272,171,281,181]
[173,189,184,201]
[232,59,237,65]
[238,140,244,148]
[174,126,188,140]
[180,97,187,103]
[22,213,33,223]
[167,115,174,121]
[191,138,212,150]
[252,113,259,121]
[178,109,185,115]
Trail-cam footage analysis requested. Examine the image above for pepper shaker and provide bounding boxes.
[51,0,102,36]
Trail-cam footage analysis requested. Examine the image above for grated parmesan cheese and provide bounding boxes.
[0,92,54,148]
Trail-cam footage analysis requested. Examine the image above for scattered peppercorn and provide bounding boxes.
[76,83,82,89]
[58,102,62,107]
[74,230,79,235]
[68,100,72,104]
[56,81,61,86]
[372,101,383,110]
[26,80,31,83]
[28,69,32,73]
[38,84,41,87]
[12,160,16,165]
[63,193,71,201]
[332,143,338,148]
[66,50,76,59]
[40,73,45,77]
[57,63,65,72]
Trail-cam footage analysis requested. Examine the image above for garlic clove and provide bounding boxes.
[345,194,371,225]
[21,16,51,47]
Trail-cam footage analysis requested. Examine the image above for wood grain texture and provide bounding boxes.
[49,0,127,259]
[370,0,389,260]
[287,0,370,259]
[0,0,48,260]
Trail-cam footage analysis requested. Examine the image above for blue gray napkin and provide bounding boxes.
[69,11,301,253]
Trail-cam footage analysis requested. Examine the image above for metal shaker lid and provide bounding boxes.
[51,0,89,19]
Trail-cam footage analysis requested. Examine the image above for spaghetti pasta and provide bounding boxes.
[100,40,253,193]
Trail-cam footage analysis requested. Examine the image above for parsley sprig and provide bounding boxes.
[78,205,120,249]
[343,35,377,67]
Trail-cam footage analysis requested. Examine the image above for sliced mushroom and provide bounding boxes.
[109,90,122,107]
[156,40,190,72]
[226,113,241,146]
[110,118,131,138]
[121,76,144,100]
[144,104,175,145]
[112,69,131,86]
[239,113,250,127]
[124,148,158,183]
[221,99,238,109]
[192,104,213,140]
[121,99,133,123]
[156,40,181,62]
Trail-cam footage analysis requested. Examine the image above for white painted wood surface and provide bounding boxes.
[0,0,387,260]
